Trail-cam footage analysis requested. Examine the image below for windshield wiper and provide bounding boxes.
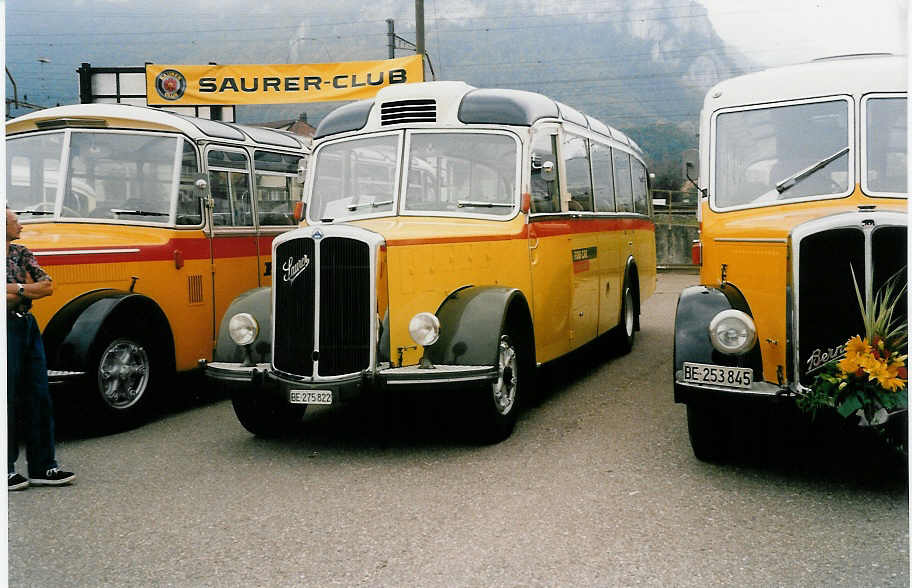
[16,209,54,216]
[347,199,393,211]
[775,146,849,194]
[456,200,513,208]
[110,209,169,217]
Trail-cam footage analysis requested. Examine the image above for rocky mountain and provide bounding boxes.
[8,0,749,185]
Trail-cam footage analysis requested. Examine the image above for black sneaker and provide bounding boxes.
[30,468,75,486]
[8,473,29,491]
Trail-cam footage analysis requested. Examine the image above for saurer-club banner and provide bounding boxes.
[146,55,423,105]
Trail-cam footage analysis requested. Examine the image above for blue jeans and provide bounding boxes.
[7,312,58,477]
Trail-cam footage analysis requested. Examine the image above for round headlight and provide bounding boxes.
[708,309,756,355]
[228,313,259,346]
[408,312,440,346]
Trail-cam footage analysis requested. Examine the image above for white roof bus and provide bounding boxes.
[6,103,310,429]
[207,81,656,442]
[674,54,907,461]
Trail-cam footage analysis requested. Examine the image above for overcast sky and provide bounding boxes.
[698,0,908,66]
[3,0,909,119]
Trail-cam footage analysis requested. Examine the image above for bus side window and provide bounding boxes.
[562,132,593,212]
[632,158,649,215]
[614,151,634,213]
[254,151,301,226]
[591,142,616,212]
[530,131,559,213]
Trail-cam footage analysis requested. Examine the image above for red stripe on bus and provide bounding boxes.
[33,236,261,266]
[386,216,654,247]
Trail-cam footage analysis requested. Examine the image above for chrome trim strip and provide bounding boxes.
[713,238,787,243]
[675,371,782,397]
[382,364,498,385]
[35,248,140,256]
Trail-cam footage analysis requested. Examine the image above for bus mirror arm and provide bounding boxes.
[682,149,706,198]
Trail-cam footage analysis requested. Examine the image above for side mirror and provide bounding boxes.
[532,154,557,182]
[682,149,699,185]
[296,159,307,184]
[293,200,306,222]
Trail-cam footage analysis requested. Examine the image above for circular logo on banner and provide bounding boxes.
[154,69,187,101]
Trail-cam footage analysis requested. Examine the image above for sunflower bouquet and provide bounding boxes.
[798,266,907,428]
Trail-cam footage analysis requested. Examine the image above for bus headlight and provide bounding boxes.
[228,313,259,346]
[408,312,440,346]
[708,309,756,355]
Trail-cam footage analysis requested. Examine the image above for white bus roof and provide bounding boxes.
[6,103,310,152]
[703,53,907,114]
[314,80,643,158]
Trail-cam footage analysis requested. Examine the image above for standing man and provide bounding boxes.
[6,207,74,490]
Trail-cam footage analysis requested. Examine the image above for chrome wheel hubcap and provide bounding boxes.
[98,339,150,409]
[492,335,518,416]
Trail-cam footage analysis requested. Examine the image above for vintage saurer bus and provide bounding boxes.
[674,54,907,460]
[6,104,310,427]
[205,81,656,441]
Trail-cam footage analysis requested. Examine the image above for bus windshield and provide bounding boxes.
[713,99,850,208]
[308,131,519,222]
[309,134,400,222]
[7,130,196,223]
[401,132,517,216]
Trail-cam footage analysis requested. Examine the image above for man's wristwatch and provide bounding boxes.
[16,283,25,296]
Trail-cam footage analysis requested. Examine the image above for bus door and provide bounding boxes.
[562,131,599,349]
[591,142,622,336]
[613,149,636,269]
[252,150,306,287]
[205,147,261,343]
[528,126,573,363]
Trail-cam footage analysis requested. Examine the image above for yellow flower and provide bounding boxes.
[845,335,871,357]
[875,361,906,392]
[837,354,860,376]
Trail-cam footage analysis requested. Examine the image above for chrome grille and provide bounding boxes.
[272,233,373,379]
[795,217,907,385]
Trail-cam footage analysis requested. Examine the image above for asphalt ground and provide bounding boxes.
[9,271,909,586]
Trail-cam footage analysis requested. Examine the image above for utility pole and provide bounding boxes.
[415,0,425,59]
[387,19,395,59]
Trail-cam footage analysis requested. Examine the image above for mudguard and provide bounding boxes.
[214,287,272,364]
[43,289,174,372]
[673,282,762,402]
[425,286,533,367]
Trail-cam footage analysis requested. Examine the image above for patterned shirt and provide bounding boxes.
[7,243,51,312]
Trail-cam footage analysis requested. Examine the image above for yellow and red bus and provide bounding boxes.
[6,104,309,427]
[206,81,656,441]
[674,54,907,460]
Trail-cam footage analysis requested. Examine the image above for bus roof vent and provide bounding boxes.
[380,99,436,125]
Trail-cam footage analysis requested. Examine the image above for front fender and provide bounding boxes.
[44,290,173,372]
[673,283,762,401]
[214,287,272,364]
[425,286,531,367]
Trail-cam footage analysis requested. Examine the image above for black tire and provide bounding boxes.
[87,331,159,430]
[231,386,306,438]
[686,403,729,462]
[473,326,525,443]
[609,280,637,355]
